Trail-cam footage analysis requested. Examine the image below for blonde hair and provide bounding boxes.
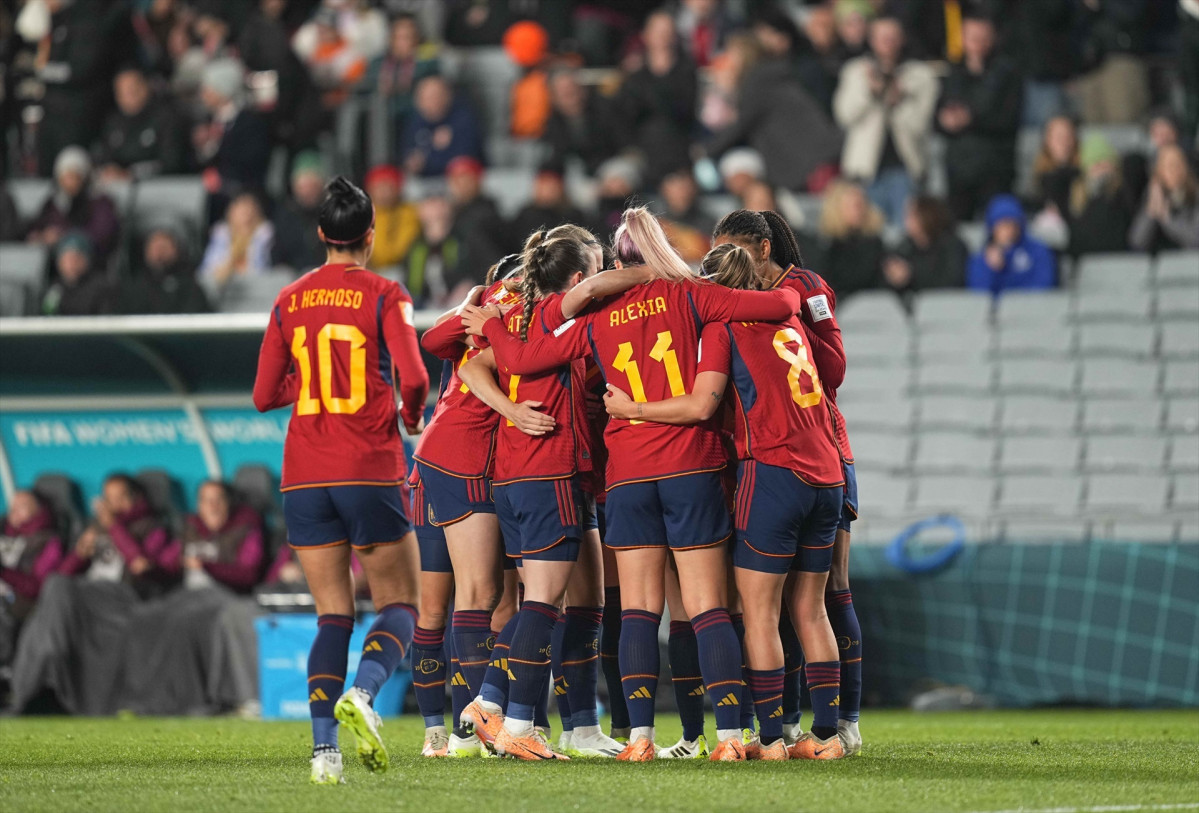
[1033,115,1079,180]
[700,243,761,291]
[819,180,883,240]
[612,206,694,282]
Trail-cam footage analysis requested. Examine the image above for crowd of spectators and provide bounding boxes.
[1,0,1196,315]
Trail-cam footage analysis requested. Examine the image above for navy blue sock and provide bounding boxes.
[600,587,628,730]
[505,601,560,723]
[309,614,353,748]
[780,612,804,727]
[826,590,862,723]
[691,608,743,733]
[452,609,493,698]
[534,677,550,730]
[563,606,602,729]
[445,618,471,732]
[746,668,785,745]
[806,660,841,738]
[729,612,755,731]
[668,620,706,741]
[412,626,447,728]
[354,603,417,701]
[551,614,572,730]
[480,615,517,708]
[619,610,661,730]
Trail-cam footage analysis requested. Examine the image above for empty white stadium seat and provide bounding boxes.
[843,330,912,366]
[1182,519,1199,541]
[839,398,914,432]
[1076,324,1157,358]
[1163,361,1199,396]
[1075,291,1152,322]
[915,329,992,363]
[1156,286,1199,320]
[913,290,993,331]
[1160,323,1199,358]
[999,396,1078,434]
[1085,473,1169,511]
[850,432,912,470]
[836,291,910,332]
[1079,359,1159,397]
[911,474,996,514]
[999,359,1077,395]
[481,168,535,218]
[1173,474,1199,509]
[998,436,1081,473]
[853,471,911,515]
[997,475,1083,514]
[1095,520,1177,543]
[1165,398,1199,433]
[912,433,995,473]
[6,178,51,221]
[914,361,994,394]
[837,365,911,398]
[132,176,207,233]
[994,291,1072,326]
[1170,436,1199,472]
[917,395,997,432]
[0,243,47,317]
[1084,436,1167,471]
[1076,253,1152,293]
[217,271,296,313]
[1080,399,1162,434]
[956,222,986,252]
[1154,251,1199,287]
[995,324,1074,358]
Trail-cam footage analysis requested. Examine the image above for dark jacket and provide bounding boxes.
[894,232,968,292]
[0,506,64,613]
[119,262,211,315]
[399,98,485,177]
[709,58,842,191]
[542,95,621,176]
[271,200,324,272]
[41,270,114,317]
[817,232,885,300]
[1002,0,1079,81]
[95,98,189,177]
[453,195,507,275]
[967,195,1057,293]
[509,204,589,252]
[1069,183,1133,256]
[618,54,699,187]
[211,109,273,193]
[27,187,121,263]
[237,11,326,150]
[937,55,1023,186]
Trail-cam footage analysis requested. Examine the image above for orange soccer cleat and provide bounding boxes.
[494,727,569,761]
[756,739,789,761]
[616,738,656,762]
[460,699,504,750]
[788,731,846,760]
[709,736,747,762]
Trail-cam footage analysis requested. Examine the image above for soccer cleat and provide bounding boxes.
[565,727,624,758]
[333,687,388,773]
[460,699,504,750]
[657,734,708,759]
[558,731,573,754]
[789,731,846,760]
[742,729,761,760]
[838,719,862,756]
[782,721,803,747]
[309,749,345,785]
[422,726,449,757]
[709,736,747,761]
[610,726,631,743]
[757,739,789,761]
[495,726,569,761]
[447,731,490,758]
[616,737,656,762]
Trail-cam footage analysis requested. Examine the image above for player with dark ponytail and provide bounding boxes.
[712,209,863,758]
[253,175,429,784]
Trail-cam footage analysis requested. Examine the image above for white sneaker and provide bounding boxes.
[447,731,490,758]
[838,719,862,756]
[657,734,709,759]
[422,726,449,757]
[782,721,803,746]
[309,749,344,784]
[334,687,388,773]
[558,730,573,754]
[565,725,623,758]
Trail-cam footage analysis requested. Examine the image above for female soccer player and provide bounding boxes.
[252,176,429,784]
[712,210,863,755]
[461,207,803,761]
[604,242,848,759]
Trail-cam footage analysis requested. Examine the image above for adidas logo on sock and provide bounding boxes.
[688,686,706,697]
[628,686,652,700]
[829,695,841,707]
[309,688,328,702]
[450,673,468,686]
[364,640,383,653]
[715,693,739,707]
[769,706,784,719]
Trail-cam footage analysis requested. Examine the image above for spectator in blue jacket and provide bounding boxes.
[399,75,484,177]
[967,194,1056,294]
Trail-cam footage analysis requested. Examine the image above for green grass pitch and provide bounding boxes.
[2,710,1197,813]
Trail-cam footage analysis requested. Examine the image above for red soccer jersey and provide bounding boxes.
[253,263,429,490]
[773,265,853,463]
[491,294,591,485]
[698,320,843,485]
[481,278,802,489]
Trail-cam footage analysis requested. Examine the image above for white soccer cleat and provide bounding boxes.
[309,749,345,785]
[656,734,709,759]
[838,719,862,756]
[564,726,624,758]
[422,726,449,757]
[334,687,388,773]
[447,731,490,757]
[558,730,574,754]
[782,721,804,747]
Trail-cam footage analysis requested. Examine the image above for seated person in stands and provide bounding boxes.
[405,194,468,308]
[0,492,64,670]
[364,164,420,270]
[1128,144,1199,251]
[198,192,274,301]
[162,481,265,594]
[25,147,120,265]
[815,180,886,299]
[399,75,484,177]
[1028,115,1079,218]
[271,152,327,272]
[445,156,505,270]
[1067,134,1134,257]
[657,166,714,263]
[508,164,587,246]
[11,474,172,714]
[1123,109,1183,206]
[884,195,967,306]
[41,232,113,317]
[542,67,619,175]
[361,14,441,136]
[193,59,272,212]
[95,66,189,181]
[967,194,1056,294]
[120,225,210,314]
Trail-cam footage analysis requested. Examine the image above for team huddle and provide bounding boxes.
[253,177,863,784]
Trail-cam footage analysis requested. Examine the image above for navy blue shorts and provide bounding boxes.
[410,477,453,573]
[284,484,412,550]
[733,460,843,575]
[839,460,859,532]
[604,471,732,551]
[415,462,494,527]
[493,477,593,563]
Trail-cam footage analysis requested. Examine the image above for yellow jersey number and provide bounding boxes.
[291,324,368,416]
[612,330,687,424]
[771,327,822,408]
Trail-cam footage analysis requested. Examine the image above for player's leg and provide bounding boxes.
[414,569,453,756]
[726,574,758,749]
[478,566,519,724]
[660,563,708,759]
[826,461,862,754]
[778,597,805,743]
[598,534,629,739]
[445,513,504,702]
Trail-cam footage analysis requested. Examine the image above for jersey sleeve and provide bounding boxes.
[697,322,732,375]
[482,314,589,375]
[382,286,431,428]
[420,315,469,361]
[252,304,296,412]
[689,281,802,323]
[795,277,846,391]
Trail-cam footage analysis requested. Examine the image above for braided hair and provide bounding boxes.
[518,236,590,341]
[758,209,804,270]
[712,209,772,248]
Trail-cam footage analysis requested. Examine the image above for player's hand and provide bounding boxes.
[129,556,151,576]
[509,400,556,436]
[603,384,638,420]
[75,528,97,558]
[984,244,1005,271]
[461,304,502,336]
[405,416,426,436]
